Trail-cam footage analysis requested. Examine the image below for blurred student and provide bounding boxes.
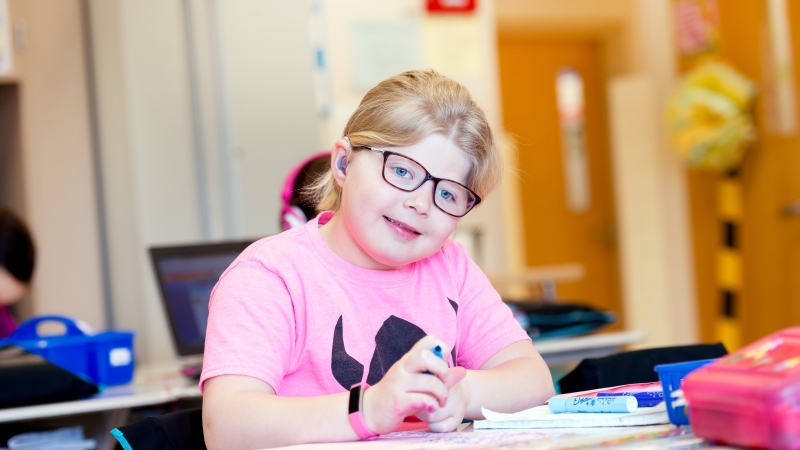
[0,208,35,338]
[201,70,555,449]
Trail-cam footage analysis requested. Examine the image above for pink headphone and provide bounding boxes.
[281,151,332,231]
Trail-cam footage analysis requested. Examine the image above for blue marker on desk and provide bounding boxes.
[548,396,638,414]
[424,345,444,375]
[597,391,664,407]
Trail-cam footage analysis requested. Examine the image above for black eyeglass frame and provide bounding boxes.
[353,145,482,218]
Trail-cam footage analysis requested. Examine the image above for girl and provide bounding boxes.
[201,70,554,449]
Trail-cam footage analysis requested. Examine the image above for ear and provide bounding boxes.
[330,138,350,188]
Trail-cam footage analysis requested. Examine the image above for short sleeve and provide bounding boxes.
[200,259,295,393]
[446,243,530,369]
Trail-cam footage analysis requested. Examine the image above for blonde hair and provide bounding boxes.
[310,69,502,212]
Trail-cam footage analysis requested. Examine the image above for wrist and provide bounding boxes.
[459,370,476,418]
[361,385,378,433]
[348,383,379,440]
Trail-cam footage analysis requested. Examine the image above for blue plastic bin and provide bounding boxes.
[654,358,717,426]
[0,315,135,386]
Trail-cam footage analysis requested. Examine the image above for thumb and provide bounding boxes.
[440,366,467,389]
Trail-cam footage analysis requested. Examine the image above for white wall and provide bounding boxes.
[17,0,105,329]
[89,0,319,363]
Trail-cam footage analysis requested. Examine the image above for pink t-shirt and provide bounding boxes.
[200,211,529,396]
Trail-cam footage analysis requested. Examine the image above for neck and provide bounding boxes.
[319,213,395,270]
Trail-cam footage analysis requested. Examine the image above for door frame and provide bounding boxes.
[495,0,700,347]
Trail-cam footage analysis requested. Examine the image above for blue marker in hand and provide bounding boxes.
[424,345,444,375]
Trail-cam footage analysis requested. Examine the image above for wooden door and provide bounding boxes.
[497,38,621,318]
[690,1,800,345]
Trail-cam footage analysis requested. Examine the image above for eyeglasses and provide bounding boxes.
[354,145,481,217]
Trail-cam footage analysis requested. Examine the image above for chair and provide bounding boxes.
[111,408,206,450]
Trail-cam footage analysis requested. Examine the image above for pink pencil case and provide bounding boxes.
[683,326,800,449]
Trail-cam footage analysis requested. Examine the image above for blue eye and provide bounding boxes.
[438,189,455,202]
[393,167,410,177]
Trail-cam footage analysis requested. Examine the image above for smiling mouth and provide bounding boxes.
[384,216,421,235]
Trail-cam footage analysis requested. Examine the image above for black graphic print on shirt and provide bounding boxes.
[331,316,365,390]
[448,298,458,365]
[365,316,427,385]
[330,315,424,390]
[330,300,460,390]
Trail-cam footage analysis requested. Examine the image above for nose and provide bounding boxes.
[403,180,434,216]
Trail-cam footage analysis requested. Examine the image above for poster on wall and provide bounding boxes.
[421,16,481,76]
[672,0,721,67]
[0,0,13,74]
[351,20,422,90]
[556,68,591,214]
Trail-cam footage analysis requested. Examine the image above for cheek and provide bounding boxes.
[425,214,459,242]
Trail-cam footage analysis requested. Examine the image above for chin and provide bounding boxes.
[369,245,440,267]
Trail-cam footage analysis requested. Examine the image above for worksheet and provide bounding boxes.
[270,425,681,450]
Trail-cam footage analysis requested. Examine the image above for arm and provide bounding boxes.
[464,340,554,417]
[203,336,456,450]
[203,376,354,450]
[415,340,554,431]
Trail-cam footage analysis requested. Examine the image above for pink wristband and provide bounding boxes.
[348,383,379,440]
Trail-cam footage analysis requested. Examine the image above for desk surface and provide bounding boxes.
[270,424,718,450]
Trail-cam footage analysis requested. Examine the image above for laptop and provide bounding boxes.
[149,240,253,376]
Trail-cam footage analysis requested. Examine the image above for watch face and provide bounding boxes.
[348,385,362,414]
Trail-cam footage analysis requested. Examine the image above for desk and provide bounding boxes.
[271,424,721,449]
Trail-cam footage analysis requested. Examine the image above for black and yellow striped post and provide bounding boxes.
[716,170,742,351]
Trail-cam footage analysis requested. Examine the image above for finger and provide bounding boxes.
[393,393,439,418]
[406,374,449,407]
[416,403,452,424]
[427,416,462,433]
[403,349,449,377]
[410,335,451,361]
[440,366,467,389]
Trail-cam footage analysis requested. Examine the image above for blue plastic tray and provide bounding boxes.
[654,358,717,426]
[0,315,135,386]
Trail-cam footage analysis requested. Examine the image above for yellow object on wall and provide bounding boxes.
[666,62,756,173]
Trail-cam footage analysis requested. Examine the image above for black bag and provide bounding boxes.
[0,345,98,408]
[506,300,616,340]
[112,408,206,450]
[558,342,728,394]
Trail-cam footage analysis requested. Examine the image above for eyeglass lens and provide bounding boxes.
[383,153,476,217]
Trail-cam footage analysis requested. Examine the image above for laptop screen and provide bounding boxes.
[150,241,253,356]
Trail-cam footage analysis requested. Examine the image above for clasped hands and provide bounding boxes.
[362,335,468,435]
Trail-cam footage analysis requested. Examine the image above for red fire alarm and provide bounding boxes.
[426,0,476,13]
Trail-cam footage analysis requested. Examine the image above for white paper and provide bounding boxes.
[476,402,669,429]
